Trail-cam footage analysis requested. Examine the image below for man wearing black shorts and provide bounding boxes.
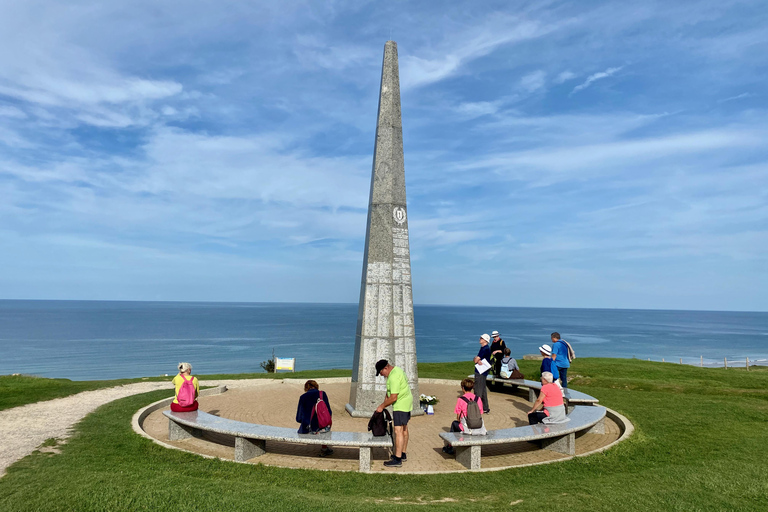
[375,359,414,468]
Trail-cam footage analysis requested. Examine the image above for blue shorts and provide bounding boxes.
[393,411,411,426]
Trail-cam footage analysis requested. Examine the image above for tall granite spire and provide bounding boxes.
[346,41,420,417]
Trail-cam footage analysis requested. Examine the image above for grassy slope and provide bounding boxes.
[1,359,767,511]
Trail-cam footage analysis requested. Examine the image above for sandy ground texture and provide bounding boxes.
[143,380,622,473]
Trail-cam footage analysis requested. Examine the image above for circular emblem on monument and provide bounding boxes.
[393,207,407,225]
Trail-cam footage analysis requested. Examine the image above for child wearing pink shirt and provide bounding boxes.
[442,378,487,454]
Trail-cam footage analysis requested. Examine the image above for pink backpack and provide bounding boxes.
[177,374,196,407]
[311,390,332,429]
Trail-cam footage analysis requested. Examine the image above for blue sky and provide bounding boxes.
[0,0,766,311]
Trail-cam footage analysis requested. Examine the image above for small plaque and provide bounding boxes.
[393,206,407,225]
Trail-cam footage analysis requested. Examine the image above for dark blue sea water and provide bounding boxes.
[1,300,766,380]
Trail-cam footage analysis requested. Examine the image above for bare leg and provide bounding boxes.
[401,424,409,456]
[393,425,405,457]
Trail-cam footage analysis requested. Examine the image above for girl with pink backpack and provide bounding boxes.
[171,362,199,412]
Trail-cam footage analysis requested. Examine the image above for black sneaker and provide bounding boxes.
[383,456,402,467]
[401,452,407,462]
[319,447,334,457]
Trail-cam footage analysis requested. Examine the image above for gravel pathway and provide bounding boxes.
[0,382,172,478]
[0,377,331,478]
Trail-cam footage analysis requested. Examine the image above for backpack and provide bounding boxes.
[177,374,196,407]
[368,409,392,437]
[310,390,332,429]
[460,395,483,429]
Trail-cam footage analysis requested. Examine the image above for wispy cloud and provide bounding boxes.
[719,92,754,102]
[554,70,576,84]
[519,70,546,92]
[0,0,766,309]
[570,66,623,94]
[399,15,559,89]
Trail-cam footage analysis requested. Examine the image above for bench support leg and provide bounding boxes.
[455,445,481,470]
[168,420,200,441]
[359,447,371,472]
[541,433,575,455]
[528,388,538,403]
[235,437,266,462]
[586,418,605,434]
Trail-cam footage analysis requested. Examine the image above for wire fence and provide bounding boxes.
[638,356,768,369]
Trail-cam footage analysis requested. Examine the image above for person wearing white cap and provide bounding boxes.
[473,334,492,413]
[489,330,507,377]
[538,344,560,383]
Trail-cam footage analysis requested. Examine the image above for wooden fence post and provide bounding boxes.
[724,357,727,369]
[679,358,683,364]
[746,357,750,371]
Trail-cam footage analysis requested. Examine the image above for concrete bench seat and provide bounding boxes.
[469,375,600,411]
[163,410,392,472]
[439,405,607,470]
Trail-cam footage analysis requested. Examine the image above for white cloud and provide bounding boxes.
[570,66,623,94]
[0,105,26,118]
[400,16,558,89]
[719,92,754,102]
[455,100,502,119]
[554,70,576,83]
[519,70,546,92]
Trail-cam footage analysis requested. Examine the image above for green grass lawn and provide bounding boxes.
[1,359,767,511]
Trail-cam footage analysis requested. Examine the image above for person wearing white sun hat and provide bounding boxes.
[538,344,560,383]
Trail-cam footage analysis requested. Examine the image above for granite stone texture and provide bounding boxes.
[235,436,265,462]
[348,40,420,417]
[164,409,391,472]
[540,433,575,455]
[440,406,606,469]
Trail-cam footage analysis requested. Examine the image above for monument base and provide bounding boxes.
[345,403,425,418]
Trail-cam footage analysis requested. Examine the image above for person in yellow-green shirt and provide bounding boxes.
[171,362,200,412]
[375,359,413,468]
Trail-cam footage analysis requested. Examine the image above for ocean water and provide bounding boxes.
[1,300,766,380]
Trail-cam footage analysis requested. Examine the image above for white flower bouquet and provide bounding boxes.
[419,394,439,406]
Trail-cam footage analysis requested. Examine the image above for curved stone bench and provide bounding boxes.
[471,375,600,412]
[440,405,607,470]
[163,410,391,472]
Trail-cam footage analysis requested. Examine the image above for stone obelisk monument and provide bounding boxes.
[346,41,421,417]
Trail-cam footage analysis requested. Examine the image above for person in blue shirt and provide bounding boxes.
[550,332,571,389]
[538,344,560,383]
[296,380,333,457]
[473,334,492,413]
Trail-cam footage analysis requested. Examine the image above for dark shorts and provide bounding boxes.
[393,411,411,426]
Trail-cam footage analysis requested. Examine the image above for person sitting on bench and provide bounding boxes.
[442,378,486,455]
[527,371,568,425]
[499,347,520,379]
[296,380,334,457]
